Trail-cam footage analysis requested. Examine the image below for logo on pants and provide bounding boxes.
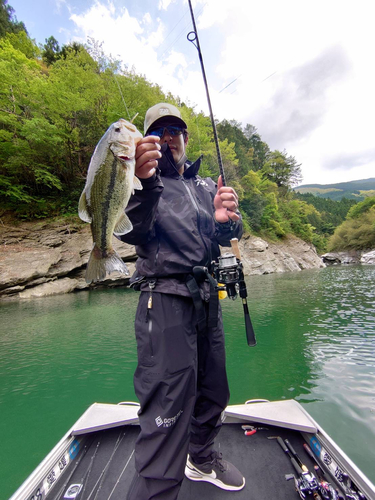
[155,410,183,428]
[155,416,164,427]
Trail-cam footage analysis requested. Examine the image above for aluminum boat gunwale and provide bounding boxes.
[10,399,375,500]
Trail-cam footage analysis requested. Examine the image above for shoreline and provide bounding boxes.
[0,217,329,301]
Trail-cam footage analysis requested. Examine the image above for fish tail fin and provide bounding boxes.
[85,245,130,284]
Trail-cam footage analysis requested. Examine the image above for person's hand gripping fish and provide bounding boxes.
[134,135,161,179]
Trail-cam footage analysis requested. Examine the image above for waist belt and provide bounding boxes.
[185,266,218,333]
[131,270,219,332]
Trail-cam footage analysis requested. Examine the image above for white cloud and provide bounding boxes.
[143,12,152,25]
[54,0,67,14]
[158,0,177,11]
[68,2,194,107]
[70,3,156,73]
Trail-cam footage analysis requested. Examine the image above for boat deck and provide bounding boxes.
[48,423,318,500]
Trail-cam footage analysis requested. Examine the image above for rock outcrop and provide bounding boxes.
[322,249,375,265]
[1,219,325,300]
[237,235,324,275]
[361,250,375,264]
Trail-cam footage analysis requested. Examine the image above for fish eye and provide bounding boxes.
[114,127,121,132]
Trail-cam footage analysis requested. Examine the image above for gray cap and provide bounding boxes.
[144,103,187,135]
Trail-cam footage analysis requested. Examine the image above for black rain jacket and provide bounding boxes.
[119,145,243,296]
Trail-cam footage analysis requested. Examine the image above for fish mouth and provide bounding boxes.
[118,155,134,162]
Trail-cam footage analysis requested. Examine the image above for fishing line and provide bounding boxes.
[219,75,241,94]
[113,74,131,121]
[157,8,191,56]
[158,4,206,61]
[194,112,203,158]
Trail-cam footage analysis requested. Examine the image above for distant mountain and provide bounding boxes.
[293,178,375,201]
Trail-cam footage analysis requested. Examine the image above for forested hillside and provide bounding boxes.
[294,178,375,201]
[1,0,372,253]
[328,196,375,251]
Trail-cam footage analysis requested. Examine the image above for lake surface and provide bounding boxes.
[1,265,375,499]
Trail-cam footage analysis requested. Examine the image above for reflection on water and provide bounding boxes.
[1,265,375,497]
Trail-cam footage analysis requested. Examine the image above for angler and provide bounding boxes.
[119,102,244,499]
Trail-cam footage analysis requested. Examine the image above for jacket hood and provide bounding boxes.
[158,143,203,178]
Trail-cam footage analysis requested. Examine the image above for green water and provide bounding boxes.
[1,265,375,499]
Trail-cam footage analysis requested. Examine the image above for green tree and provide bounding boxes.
[262,150,302,189]
[328,196,375,251]
[60,41,85,60]
[42,35,61,66]
[5,30,39,58]
[217,119,269,176]
[1,25,346,253]
[279,199,319,242]
[239,170,281,235]
[0,0,27,38]
[346,196,375,219]
[0,36,51,214]
[246,128,270,172]
[328,206,375,251]
[294,192,357,235]
[0,35,176,218]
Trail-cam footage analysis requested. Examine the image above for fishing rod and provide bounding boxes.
[303,444,365,500]
[275,437,344,500]
[187,0,256,347]
[186,0,225,186]
[277,437,320,498]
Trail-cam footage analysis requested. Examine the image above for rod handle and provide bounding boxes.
[285,439,298,458]
[277,437,289,453]
[286,439,307,471]
[243,300,256,346]
[230,238,241,260]
[291,457,304,476]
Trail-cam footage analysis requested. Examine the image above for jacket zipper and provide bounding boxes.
[181,177,211,266]
[146,279,156,357]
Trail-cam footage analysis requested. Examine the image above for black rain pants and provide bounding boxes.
[127,291,230,500]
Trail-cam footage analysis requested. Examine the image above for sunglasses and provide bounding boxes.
[147,125,185,138]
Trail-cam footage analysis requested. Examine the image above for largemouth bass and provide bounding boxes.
[78,119,143,284]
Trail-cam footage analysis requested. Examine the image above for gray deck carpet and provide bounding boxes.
[50,424,318,499]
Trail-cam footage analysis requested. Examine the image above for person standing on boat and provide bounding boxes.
[119,103,245,499]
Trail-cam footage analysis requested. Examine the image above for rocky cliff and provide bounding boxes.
[321,250,375,265]
[0,219,325,300]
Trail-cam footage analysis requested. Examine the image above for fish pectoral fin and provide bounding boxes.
[78,191,92,223]
[114,213,133,235]
[133,175,143,192]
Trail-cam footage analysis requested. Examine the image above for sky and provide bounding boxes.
[9,0,375,185]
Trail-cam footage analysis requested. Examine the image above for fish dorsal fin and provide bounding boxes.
[133,175,143,193]
[78,191,92,223]
[114,212,133,236]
